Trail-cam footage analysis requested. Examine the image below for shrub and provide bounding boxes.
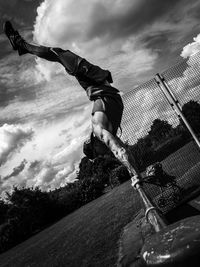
[0,218,21,253]
[0,200,10,225]
[0,187,63,253]
[109,166,130,188]
[79,174,105,203]
[57,182,83,214]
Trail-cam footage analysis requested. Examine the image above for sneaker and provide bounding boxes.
[3,21,27,55]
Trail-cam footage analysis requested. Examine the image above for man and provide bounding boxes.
[3,21,140,179]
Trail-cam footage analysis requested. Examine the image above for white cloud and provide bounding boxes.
[181,34,200,58]
[3,159,27,180]
[0,105,91,195]
[121,86,163,143]
[33,0,95,46]
[165,39,200,106]
[0,124,34,166]
[32,0,158,88]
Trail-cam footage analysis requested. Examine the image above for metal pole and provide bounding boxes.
[131,176,167,232]
[121,150,167,232]
[155,73,200,150]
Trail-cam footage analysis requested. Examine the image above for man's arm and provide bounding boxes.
[92,112,141,178]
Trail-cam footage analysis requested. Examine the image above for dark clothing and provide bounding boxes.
[18,41,124,134]
[52,49,123,130]
[53,49,119,100]
[92,95,123,135]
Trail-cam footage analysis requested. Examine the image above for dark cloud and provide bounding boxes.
[0,116,22,127]
[183,0,200,20]
[28,160,43,177]
[29,160,41,170]
[0,82,38,109]
[86,0,183,40]
[142,32,171,52]
[3,159,27,180]
[0,0,41,60]
[0,0,42,33]
[134,0,200,72]
[0,54,40,108]
[140,31,178,72]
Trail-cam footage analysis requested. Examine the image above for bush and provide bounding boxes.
[0,218,21,253]
[79,174,105,203]
[129,142,155,171]
[6,187,62,225]
[77,155,121,186]
[56,176,105,215]
[57,182,83,214]
[129,134,189,172]
[109,166,130,188]
[0,187,63,254]
[0,200,10,225]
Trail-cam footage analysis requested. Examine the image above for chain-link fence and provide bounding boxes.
[120,51,200,214]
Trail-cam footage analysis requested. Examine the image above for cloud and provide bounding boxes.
[0,124,34,166]
[3,159,27,180]
[0,0,42,30]
[27,161,77,190]
[86,0,183,40]
[181,33,200,58]
[33,0,183,45]
[104,37,158,90]
[0,51,89,126]
[120,77,181,144]
[162,34,200,106]
[31,0,200,90]
[0,105,91,195]
[32,0,159,91]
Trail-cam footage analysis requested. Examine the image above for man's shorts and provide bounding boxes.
[92,94,124,135]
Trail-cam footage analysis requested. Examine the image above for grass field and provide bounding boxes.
[0,141,200,267]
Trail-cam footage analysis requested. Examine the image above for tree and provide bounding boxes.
[6,187,62,232]
[79,174,105,203]
[77,157,93,181]
[109,165,130,188]
[148,119,173,143]
[130,136,155,171]
[0,200,10,225]
[77,155,121,187]
[181,100,200,134]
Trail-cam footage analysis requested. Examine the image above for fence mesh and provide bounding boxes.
[162,51,200,106]
[120,52,200,214]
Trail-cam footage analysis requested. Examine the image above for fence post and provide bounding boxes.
[155,73,200,150]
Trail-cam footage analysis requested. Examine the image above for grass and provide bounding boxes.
[0,141,200,267]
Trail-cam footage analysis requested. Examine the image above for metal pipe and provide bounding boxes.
[155,73,200,150]
[131,177,167,232]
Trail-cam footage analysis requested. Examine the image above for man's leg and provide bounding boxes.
[13,37,64,63]
[4,21,82,75]
[17,41,63,63]
[91,111,141,179]
[4,21,63,63]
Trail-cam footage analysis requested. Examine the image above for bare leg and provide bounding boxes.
[92,111,141,179]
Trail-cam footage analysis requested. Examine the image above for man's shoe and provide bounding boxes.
[3,21,27,55]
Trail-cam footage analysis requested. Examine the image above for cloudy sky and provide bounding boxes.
[0,0,200,196]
